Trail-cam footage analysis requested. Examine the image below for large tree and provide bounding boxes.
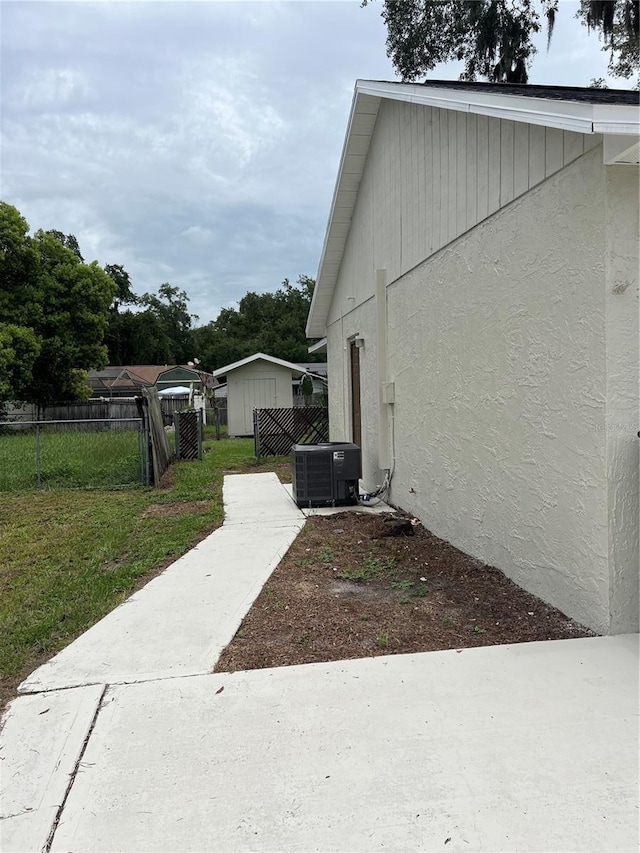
[191,275,318,371]
[0,202,116,409]
[367,0,639,84]
[105,283,196,366]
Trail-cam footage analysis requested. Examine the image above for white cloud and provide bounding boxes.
[0,0,631,325]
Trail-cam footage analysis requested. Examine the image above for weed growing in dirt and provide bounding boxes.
[375,631,390,649]
[319,546,334,563]
[391,580,414,592]
[362,555,396,574]
[411,585,429,598]
[337,554,398,583]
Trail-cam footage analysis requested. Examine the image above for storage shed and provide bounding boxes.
[212,353,306,437]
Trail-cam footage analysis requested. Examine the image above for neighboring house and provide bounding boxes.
[88,365,214,397]
[306,80,639,636]
[212,353,306,437]
[293,362,328,397]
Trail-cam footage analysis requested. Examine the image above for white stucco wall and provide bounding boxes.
[226,361,295,437]
[323,94,639,634]
[385,148,611,632]
[327,142,640,633]
[604,166,640,633]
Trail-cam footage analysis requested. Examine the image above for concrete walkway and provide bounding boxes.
[1,474,638,853]
[19,473,304,693]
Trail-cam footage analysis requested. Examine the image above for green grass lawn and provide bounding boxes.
[0,427,143,490]
[0,436,291,708]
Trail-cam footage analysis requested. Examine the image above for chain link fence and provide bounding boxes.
[0,416,146,491]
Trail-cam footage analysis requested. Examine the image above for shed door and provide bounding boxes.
[350,342,362,448]
[241,378,276,434]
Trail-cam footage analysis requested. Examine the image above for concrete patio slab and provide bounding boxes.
[0,685,104,853]
[282,482,392,516]
[49,635,638,853]
[19,474,304,694]
[225,472,306,525]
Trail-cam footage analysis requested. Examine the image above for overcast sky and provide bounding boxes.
[0,1,625,325]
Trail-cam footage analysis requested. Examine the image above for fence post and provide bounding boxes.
[253,408,259,458]
[214,399,221,441]
[35,422,41,489]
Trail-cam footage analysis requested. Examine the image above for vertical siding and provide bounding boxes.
[500,120,515,206]
[431,109,441,252]
[487,119,501,215]
[476,115,489,221]
[466,114,478,229]
[545,128,564,176]
[439,110,449,249]
[514,123,530,197]
[456,112,467,235]
[328,100,600,325]
[529,125,546,187]
[563,130,585,165]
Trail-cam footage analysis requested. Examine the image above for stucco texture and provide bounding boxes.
[604,166,640,633]
[383,148,636,634]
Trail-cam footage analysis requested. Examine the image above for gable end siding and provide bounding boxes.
[327,99,599,325]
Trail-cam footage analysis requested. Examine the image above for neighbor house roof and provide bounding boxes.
[212,353,307,378]
[88,365,204,394]
[306,79,640,338]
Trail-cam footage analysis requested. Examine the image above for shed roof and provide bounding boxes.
[212,353,307,378]
[306,79,640,338]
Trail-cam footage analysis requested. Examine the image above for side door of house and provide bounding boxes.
[241,378,276,434]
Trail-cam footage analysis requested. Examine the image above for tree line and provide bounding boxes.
[0,202,319,411]
[367,0,639,85]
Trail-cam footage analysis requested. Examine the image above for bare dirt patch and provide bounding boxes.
[214,511,595,672]
[141,500,210,518]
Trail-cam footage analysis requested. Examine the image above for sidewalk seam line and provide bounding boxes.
[42,683,108,853]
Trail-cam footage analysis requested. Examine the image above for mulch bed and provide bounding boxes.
[215,510,595,673]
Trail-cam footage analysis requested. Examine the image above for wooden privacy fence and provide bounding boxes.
[139,388,174,486]
[254,407,329,457]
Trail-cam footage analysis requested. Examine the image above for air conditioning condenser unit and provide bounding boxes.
[292,442,361,508]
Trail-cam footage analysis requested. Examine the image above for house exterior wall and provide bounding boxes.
[226,361,294,437]
[325,95,638,634]
[387,149,610,633]
[327,100,598,326]
[327,297,382,489]
[604,166,640,633]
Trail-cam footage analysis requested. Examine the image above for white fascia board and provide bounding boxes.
[593,121,640,135]
[357,80,639,136]
[592,103,640,135]
[468,103,592,133]
[212,352,306,378]
[308,338,327,354]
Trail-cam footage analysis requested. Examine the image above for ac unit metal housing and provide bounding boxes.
[292,442,361,508]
